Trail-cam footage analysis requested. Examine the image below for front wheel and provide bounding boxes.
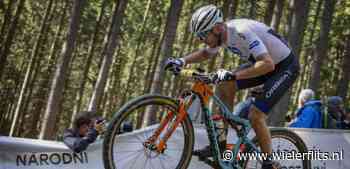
[242,128,311,169]
[103,94,195,169]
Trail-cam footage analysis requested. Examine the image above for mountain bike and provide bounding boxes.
[103,68,311,169]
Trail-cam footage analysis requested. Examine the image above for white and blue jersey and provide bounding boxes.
[207,19,299,114]
[208,19,291,64]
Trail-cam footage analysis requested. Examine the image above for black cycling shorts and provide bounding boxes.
[235,52,300,115]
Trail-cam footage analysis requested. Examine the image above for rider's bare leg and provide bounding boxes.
[216,81,236,141]
[217,81,236,112]
[248,105,272,154]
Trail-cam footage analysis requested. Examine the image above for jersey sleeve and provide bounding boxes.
[239,27,268,59]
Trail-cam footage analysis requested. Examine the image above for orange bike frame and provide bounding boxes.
[148,82,213,152]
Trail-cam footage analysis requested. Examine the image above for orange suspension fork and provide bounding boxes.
[156,101,188,152]
[147,82,213,153]
[146,110,175,144]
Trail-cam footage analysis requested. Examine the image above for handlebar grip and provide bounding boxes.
[180,69,196,77]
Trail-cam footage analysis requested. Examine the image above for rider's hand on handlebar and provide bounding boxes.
[210,69,236,84]
[164,57,185,75]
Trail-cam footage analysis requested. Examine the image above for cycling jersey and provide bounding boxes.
[207,19,291,64]
[207,19,299,114]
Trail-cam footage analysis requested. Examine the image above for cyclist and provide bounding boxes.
[165,5,299,169]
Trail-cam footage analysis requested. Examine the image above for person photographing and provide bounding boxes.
[63,111,105,153]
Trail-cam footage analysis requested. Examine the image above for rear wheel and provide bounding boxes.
[103,94,195,169]
[242,128,311,169]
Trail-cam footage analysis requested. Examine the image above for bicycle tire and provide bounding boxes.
[103,94,195,169]
[242,128,311,169]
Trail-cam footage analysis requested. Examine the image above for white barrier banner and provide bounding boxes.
[0,137,103,169]
[1,127,349,169]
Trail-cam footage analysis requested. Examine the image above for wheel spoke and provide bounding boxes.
[244,133,307,169]
[115,150,142,162]
[115,148,144,153]
[117,150,143,168]
[105,98,193,169]
[158,156,168,169]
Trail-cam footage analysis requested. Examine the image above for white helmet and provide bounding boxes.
[190,5,223,36]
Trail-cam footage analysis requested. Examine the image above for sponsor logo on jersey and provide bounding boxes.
[249,40,260,50]
[227,46,242,56]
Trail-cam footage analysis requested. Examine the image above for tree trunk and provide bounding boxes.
[40,0,85,140]
[143,0,184,126]
[136,37,159,129]
[0,54,27,134]
[270,0,284,32]
[71,0,108,127]
[228,0,239,20]
[104,47,123,116]
[287,0,311,56]
[143,36,160,94]
[9,0,54,137]
[268,0,311,126]
[0,0,16,46]
[27,0,69,138]
[88,0,128,113]
[248,0,257,19]
[308,0,337,92]
[101,73,112,118]
[0,0,26,80]
[264,0,276,25]
[336,34,350,101]
[121,0,151,104]
[294,0,323,106]
[143,1,165,95]
[0,0,5,12]
[170,0,196,97]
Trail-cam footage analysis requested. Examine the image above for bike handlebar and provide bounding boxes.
[177,69,214,84]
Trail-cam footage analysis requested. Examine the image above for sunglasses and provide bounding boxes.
[196,29,212,41]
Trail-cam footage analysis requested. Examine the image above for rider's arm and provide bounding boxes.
[235,53,275,80]
[63,128,98,153]
[234,27,275,80]
[182,48,219,65]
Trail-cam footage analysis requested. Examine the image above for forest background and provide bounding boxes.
[0,0,349,140]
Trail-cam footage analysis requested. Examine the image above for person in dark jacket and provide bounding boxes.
[324,96,345,129]
[289,89,322,128]
[63,111,105,153]
[337,108,350,129]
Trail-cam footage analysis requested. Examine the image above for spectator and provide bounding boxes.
[289,89,322,128]
[337,108,350,129]
[117,121,134,134]
[324,96,344,129]
[63,111,105,153]
[122,121,133,133]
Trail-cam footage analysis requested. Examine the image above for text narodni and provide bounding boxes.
[16,152,88,166]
